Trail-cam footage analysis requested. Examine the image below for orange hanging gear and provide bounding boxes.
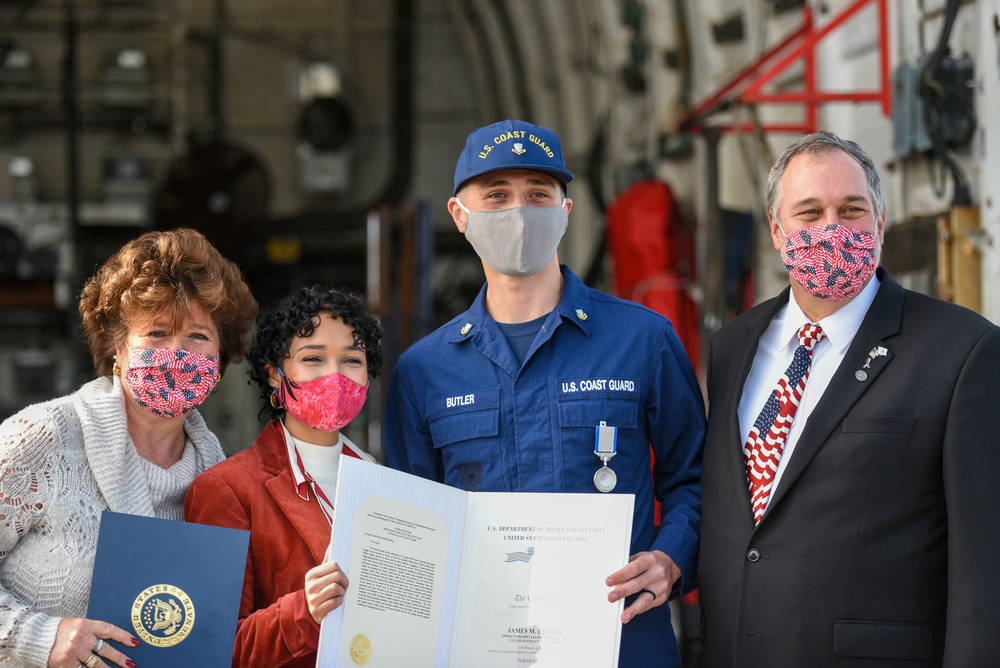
[607,179,701,528]
[606,179,700,366]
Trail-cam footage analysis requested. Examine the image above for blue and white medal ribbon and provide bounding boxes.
[594,420,618,493]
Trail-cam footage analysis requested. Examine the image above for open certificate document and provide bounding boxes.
[317,457,635,668]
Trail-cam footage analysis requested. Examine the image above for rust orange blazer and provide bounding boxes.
[185,420,328,668]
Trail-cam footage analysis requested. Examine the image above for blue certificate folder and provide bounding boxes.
[86,511,250,667]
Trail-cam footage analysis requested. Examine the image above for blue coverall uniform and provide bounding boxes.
[384,266,705,667]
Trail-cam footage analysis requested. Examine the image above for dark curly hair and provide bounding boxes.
[78,228,258,377]
[247,285,383,421]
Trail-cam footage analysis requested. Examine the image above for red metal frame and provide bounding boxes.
[677,0,891,134]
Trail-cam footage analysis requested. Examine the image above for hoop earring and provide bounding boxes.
[269,390,282,410]
[112,361,121,377]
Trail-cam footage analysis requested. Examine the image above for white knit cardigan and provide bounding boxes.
[0,376,224,667]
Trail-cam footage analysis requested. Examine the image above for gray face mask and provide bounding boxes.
[456,198,568,277]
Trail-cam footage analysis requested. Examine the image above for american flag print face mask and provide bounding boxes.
[781,223,877,301]
[123,347,219,418]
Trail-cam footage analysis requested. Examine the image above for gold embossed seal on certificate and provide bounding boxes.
[349,633,372,665]
[131,584,195,647]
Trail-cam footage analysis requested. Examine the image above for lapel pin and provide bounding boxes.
[855,370,868,381]
[862,345,888,369]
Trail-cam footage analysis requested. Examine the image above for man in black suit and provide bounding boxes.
[698,131,1000,666]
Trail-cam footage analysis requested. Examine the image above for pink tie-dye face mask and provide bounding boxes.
[781,223,877,301]
[124,347,219,418]
[277,370,368,433]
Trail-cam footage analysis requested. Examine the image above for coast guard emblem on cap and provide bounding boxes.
[453,119,575,194]
[574,308,588,321]
[132,584,195,647]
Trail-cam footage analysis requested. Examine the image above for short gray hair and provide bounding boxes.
[765,130,885,222]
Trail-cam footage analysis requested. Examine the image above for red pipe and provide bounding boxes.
[741,0,884,99]
[879,0,892,115]
[683,122,815,135]
[678,0,892,134]
[742,92,885,104]
[675,10,812,130]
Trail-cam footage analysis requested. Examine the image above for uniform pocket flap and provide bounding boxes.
[841,416,917,434]
[556,395,639,429]
[833,619,933,660]
[428,409,498,447]
[427,388,500,447]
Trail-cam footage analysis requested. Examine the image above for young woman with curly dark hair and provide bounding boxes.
[185,285,383,668]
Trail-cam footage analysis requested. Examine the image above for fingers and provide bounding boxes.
[305,561,349,594]
[91,621,141,651]
[304,562,350,624]
[307,560,345,581]
[606,551,661,602]
[620,588,660,624]
[609,576,665,624]
[90,620,140,668]
[50,618,138,668]
[91,633,137,668]
[604,552,650,587]
[605,550,681,623]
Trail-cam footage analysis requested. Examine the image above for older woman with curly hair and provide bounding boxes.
[185,285,382,668]
[0,228,257,668]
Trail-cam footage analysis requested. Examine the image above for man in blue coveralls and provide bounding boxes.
[383,119,705,667]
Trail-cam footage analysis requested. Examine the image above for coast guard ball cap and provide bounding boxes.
[453,119,575,194]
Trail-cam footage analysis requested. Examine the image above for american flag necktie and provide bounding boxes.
[744,323,825,523]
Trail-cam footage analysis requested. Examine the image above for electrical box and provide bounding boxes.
[893,53,976,159]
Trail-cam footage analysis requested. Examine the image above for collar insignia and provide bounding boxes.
[574,308,588,321]
[460,323,473,336]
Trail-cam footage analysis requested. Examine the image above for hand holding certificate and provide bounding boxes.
[317,458,634,668]
[86,512,250,668]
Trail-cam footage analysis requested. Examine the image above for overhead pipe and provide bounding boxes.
[62,0,81,310]
[445,0,500,121]
[491,1,534,120]
[207,0,227,138]
[375,0,416,207]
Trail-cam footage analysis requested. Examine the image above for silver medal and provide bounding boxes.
[593,420,618,493]
[594,465,617,493]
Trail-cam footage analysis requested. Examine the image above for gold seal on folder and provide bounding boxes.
[131,584,195,647]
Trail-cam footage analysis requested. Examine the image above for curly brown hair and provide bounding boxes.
[79,228,258,377]
[248,285,383,421]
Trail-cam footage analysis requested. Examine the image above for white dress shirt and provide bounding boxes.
[737,275,881,508]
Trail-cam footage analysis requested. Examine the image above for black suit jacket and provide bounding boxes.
[698,268,1000,667]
